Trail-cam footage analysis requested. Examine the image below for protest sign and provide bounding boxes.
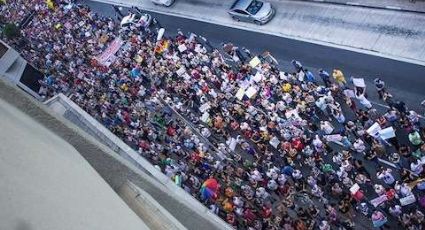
[370,195,388,207]
[400,194,416,206]
[245,87,257,99]
[249,56,261,68]
[378,127,396,140]
[96,38,123,66]
[235,88,245,101]
[353,78,366,88]
[367,122,381,137]
[269,137,280,148]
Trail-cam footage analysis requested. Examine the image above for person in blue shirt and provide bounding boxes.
[319,69,331,87]
[304,69,315,83]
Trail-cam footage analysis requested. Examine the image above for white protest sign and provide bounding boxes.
[378,127,396,140]
[400,194,416,206]
[249,56,261,68]
[350,183,360,194]
[253,72,263,83]
[178,44,187,53]
[200,112,210,123]
[352,78,366,88]
[269,137,280,148]
[343,89,355,98]
[367,122,381,137]
[245,87,258,99]
[156,28,165,41]
[325,134,343,142]
[235,88,245,101]
[176,66,186,76]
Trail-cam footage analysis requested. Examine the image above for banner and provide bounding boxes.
[96,38,123,66]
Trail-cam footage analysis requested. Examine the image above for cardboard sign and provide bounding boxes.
[235,88,245,101]
[352,78,366,88]
[378,127,396,140]
[249,56,261,68]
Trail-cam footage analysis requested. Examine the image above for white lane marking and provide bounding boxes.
[346,2,361,6]
[371,101,425,119]
[385,6,402,10]
[91,0,425,67]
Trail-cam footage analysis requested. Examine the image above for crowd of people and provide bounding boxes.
[2,1,425,229]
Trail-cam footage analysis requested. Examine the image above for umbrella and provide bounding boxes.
[200,187,216,200]
[200,178,219,200]
[202,178,218,191]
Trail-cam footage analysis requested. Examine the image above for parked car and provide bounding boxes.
[229,0,275,25]
[120,13,152,28]
[151,0,175,7]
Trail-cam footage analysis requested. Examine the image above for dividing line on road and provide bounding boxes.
[371,101,425,120]
[90,0,425,67]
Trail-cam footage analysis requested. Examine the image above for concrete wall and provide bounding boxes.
[0,97,150,230]
[0,79,230,230]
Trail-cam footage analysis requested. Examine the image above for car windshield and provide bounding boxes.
[246,0,263,15]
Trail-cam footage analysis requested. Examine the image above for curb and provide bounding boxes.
[287,0,425,14]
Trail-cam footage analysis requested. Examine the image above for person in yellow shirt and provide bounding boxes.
[332,69,346,87]
[282,82,292,93]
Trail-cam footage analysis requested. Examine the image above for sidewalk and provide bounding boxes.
[92,0,425,65]
[290,0,425,13]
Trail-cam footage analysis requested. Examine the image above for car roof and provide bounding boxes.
[230,0,253,11]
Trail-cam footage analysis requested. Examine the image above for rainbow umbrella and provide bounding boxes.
[200,178,219,200]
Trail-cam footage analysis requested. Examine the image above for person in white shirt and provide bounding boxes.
[353,138,366,154]
[377,168,395,185]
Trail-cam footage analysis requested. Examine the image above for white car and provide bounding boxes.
[120,13,152,28]
[151,0,175,7]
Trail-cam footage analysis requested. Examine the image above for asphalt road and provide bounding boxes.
[81,0,425,115]
[72,1,423,228]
